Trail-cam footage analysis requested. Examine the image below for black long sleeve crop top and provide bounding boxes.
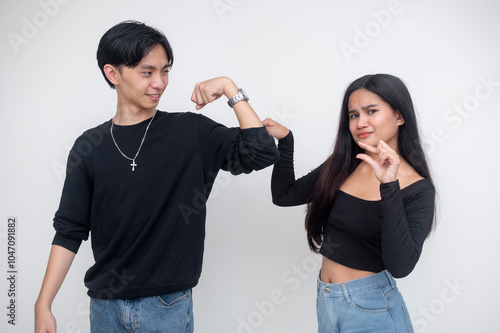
[271,131,435,278]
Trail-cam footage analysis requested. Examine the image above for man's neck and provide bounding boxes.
[113,107,156,126]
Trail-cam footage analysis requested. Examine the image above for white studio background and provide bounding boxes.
[1,0,499,332]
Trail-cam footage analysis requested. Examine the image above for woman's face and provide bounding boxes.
[347,88,405,150]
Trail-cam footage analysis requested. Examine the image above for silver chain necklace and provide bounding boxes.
[110,110,157,171]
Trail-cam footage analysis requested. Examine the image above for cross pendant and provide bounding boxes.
[131,160,137,171]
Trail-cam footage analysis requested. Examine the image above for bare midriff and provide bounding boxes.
[320,256,376,284]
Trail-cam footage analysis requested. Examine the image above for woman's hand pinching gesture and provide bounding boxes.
[356,140,400,184]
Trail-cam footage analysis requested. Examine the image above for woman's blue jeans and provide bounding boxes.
[89,289,193,333]
[317,270,414,332]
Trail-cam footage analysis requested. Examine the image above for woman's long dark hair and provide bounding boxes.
[305,74,435,252]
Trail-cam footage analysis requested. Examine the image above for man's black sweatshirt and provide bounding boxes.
[52,110,279,299]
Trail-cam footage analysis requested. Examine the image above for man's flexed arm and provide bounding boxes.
[191,76,264,129]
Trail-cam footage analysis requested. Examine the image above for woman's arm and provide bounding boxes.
[356,140,435,277]
[379,180,435,278]
[263,118,321,207]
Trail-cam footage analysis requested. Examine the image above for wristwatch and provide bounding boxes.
[227,88,249,108]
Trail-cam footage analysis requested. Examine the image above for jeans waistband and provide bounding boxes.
[317,270,396,297]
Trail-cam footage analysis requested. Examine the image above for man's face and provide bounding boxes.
[114,44,170,112]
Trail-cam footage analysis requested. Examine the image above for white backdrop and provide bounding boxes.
[1,0,499,332]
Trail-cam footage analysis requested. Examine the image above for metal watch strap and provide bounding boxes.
[227,88,249,108]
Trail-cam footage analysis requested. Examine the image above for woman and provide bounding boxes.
[263,74,435,332]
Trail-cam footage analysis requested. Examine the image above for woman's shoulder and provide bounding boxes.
[399,174,424,189]
[400,178,435,206]
[397,161,427,189]
[397,162,435,199]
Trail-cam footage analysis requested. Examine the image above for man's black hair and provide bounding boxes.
[96,20,174,88]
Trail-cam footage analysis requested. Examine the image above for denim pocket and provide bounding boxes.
[155,290,190,306]
[348,287,390,313]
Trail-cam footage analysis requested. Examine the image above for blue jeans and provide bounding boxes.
[89,289,194,333]
[317,270,414,333]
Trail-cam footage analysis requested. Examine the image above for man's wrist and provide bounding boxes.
[35,299,52,311]
[227,88,249,108]
[222,77,238,99]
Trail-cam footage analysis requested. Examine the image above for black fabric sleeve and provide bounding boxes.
[222,126,280,174]
[379,179,435,278]
[197,114,279,176]
[271,131,322,207]
[52,136,93,253]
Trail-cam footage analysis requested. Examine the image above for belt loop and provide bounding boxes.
[384,270,396,288]
[340,284,351,304]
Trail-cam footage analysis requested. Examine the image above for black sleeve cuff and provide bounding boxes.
[52,232,83,254]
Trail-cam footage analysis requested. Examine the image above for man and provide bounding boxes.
[34,20,279,333]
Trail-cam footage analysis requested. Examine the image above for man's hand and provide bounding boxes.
[34,306,56,333]
[191,76,238,110]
